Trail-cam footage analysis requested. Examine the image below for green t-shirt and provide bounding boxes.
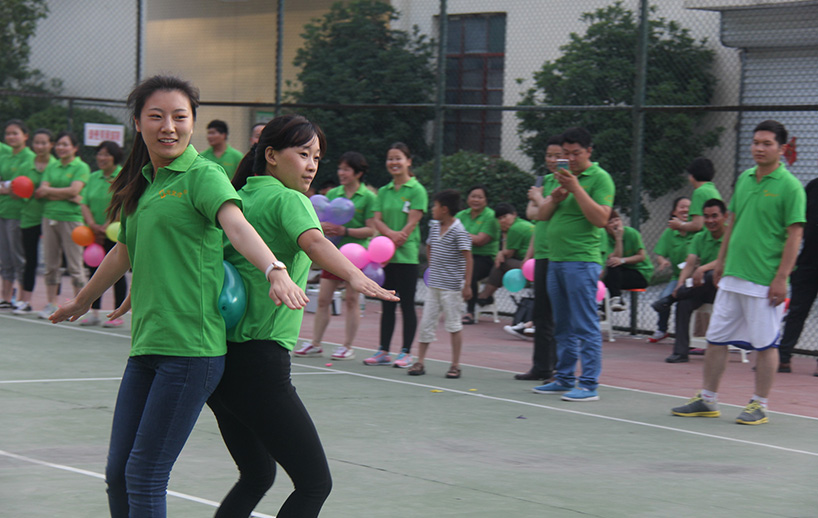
[0,142,11,157]
[119,145,241,357]
[689,182,722,218]
[42,157,91,222]
[225,176,320,348]
[20,155,57,229]
[0,146,36,219]
[456,207,500,257]
[81,166,121,225]
[653,228,693,279]
[689,229,722,265]
[374,177,428,264]
[605,226,653,283]
[505,217,534,260]
[533,173,555,260]
[326,183,376,247]
[547,162,615,263]
[724,164,806,286]
[200,145,244,179]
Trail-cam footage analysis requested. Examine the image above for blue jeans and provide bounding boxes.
[106,355,225,517]
[547,261,603,390]
[654,281,676,332]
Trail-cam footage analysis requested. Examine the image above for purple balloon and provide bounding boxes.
[362,261,385,286]
[310,194,330,221]
[325,197,356,225]
[423,267,430,287]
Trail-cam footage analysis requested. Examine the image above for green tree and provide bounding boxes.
[288,0,436,188]
[517,2,721,217]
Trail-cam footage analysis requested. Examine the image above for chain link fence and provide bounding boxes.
[2,0,816,354]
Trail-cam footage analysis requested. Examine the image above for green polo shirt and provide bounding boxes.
[724,163,806,286]
[200,145,244,179]
[374,177,428,264]
[0,142,10,157]
[605,226,653,283]
[81,166,121,225]
[533,173,556,260]
[689,182,722,218]
[505,217,534,260]
[547,162,615,263]
[326,183,376,247]
[689,229,722,265]
[20,155,57,229]
[456,207,500,257]
[653,228,693,279]
[0,146,36,219]
[42,157,91,222]
[225,176,320,349]
[119,145,241,357]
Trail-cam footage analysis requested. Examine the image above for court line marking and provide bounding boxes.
[0,449,276,518]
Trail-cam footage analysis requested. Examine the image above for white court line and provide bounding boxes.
[0,313,129,340]
[0,377,122,384]
[0,450,276,518]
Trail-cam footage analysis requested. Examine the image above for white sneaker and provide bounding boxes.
[38,303,59,320]
[12,301,32,315]
[503,324,532,341]
[79,314,101,326]
[331,346,355,360]
[610,296,626,312]
[293,342,323,357]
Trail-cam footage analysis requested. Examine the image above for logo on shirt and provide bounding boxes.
[159,189,188,199]
[763,190,779,198]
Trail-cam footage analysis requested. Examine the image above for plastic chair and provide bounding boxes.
[475,281,500,323]
[689,303,749,363]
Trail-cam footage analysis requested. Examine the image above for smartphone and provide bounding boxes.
[534,175,544,187]
[556,158,569,172]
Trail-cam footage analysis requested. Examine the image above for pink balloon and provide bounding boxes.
[522,258,535,282]
[339,243,370,269]
[368,236,395,263]
[83,243,106,268]
[596,280,606,303]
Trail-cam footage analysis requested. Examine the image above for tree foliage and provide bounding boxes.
[27,105,126,166]
[288,0,436,188]
[516,2,721,217]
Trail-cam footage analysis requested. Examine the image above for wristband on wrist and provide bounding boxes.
[345,227,349,237]
[265,260,287,280]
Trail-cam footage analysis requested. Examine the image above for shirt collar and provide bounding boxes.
[141,145,198,182]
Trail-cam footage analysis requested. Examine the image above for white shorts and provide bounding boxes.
[418,287,463,343]
[705,288,785,351]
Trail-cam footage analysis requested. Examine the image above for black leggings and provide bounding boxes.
[87,238,127,310]
[21,225,40,292]
[379,262,418,353]
[207,340,331,518]
[467,254,494,314]
[602,266,648,297]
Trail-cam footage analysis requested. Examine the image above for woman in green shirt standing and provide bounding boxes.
[456,184,500,324]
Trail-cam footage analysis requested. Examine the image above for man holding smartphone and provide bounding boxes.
[530,128,614,401]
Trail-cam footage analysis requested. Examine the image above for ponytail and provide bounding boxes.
[231,144,258,191]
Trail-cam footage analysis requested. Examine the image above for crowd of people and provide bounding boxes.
[1,73,815,516]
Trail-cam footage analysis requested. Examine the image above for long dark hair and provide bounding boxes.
[232,114,327,191]
[107,76,200,220]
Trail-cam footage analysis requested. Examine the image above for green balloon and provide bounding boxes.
[502,269,527,293]
[219,261,247,330]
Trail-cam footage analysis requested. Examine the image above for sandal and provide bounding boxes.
[446,365,461,379]
[461,314,475,325]
[408,362,425,376]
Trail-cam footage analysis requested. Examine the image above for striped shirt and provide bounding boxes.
[427,218,472,291]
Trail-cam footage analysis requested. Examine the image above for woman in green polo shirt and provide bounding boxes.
[78,141,128,327]
[49,75,308,518]
[602,209,653,311]
[207,114,396,517]
[456,184,500,324]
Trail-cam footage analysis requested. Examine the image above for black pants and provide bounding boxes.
[466,254,494,314]
[603,266,648,297]
[672,272,717,356]
[380,262,418,353]
[779,263,818,364]
[207,340,331,518]
[88,238,128,310]
[532,258,556,377]
[21,225,40,292]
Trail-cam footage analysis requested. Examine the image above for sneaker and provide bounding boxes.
[293,343,323,357]
[561,387,599,402]
[503,323,533,341]
[331,346,355,361]
[523,326,535,336]
[79,314,101,326]
[363,350,392,366]
[0,300,12,310]
[38,303,59,320]
[735,400,768,425]
[671,393,720,417]
[610,296,626,312]
[532,381,573,394]
[102,318,124,328]
[12,302,32,315]
[648,330,669,343]
[393,352,413,368]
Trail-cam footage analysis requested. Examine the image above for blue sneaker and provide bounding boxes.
[561,387,599,401]
[532,381,573,394]
[363,350,392,366]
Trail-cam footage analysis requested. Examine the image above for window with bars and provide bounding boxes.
[444,13,506,156]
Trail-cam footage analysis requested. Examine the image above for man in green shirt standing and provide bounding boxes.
[200,119,244,179]
[672,120,805,425]
[531,128,614,402]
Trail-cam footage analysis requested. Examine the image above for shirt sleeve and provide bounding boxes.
[653,229,670,256]
[782,178,807,227]
[409,184,428,212]
[590,171,615,207]
[457,225,472,251]
[190,159,242,225]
